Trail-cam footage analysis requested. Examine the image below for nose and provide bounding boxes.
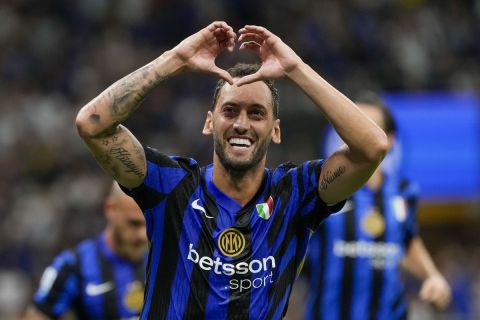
[233,111,249,133]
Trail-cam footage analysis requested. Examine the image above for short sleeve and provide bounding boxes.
[120,146,199,211]
[275,160,345,230]
[33,250,79,318]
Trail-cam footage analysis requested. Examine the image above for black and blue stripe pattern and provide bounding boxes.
[125,146,342,320]
[304,175,418,320]
[34,234,145,319]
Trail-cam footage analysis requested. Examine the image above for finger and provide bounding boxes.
[240,25,272,39]
[238,33,265,44]
[211,66,233,85]
[235,72,262,86]
[209,21,231,32]
[239,41,261,55]
[214,27,237,52]
[226,27,237,49]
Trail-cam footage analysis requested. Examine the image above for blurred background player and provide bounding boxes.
[302,92,451,320]
[22,182,147,320]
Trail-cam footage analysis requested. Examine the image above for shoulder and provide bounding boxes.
[398,178,420,198]
[273,159,324,176]
[144,145,198,168]
[75,237,98,254]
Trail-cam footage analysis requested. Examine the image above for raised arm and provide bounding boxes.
[236,25,388,204]
[75,21,236,188]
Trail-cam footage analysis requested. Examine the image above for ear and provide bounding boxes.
[202,111,213,136]
[271,119,281,144]
[387,133,395,151]
[104,199,114,222]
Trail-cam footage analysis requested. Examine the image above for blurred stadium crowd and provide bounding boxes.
[0,0,479,318]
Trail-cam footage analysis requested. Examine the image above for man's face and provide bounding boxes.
[107,194,147,261]
[203,80,281,172]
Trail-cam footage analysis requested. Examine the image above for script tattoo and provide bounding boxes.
[319,166,346,190]
[110,146,143,178]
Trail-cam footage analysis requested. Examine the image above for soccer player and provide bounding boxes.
[23,182,147,319]
[303,93,451,320]
[75,21,388,319]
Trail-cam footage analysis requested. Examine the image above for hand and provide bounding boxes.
[172,21,236,83]
[236,25,302,86]
[419,273,451,310]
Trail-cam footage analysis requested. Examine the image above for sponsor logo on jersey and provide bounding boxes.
[187,242,276,292]
[218,228,245,257]
[334,240,401,269]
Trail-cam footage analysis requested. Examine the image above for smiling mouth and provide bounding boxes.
[228,137,252,148]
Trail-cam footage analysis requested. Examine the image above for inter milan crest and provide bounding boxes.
[256,196,274,220]
[361,207,385,237]
[123,280,144,312]
[218,228,246,257]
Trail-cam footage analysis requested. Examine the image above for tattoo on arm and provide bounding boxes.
[101,135,119,146]
[319,166,346,190]
[111,64,164,120]
[109,146,144,178]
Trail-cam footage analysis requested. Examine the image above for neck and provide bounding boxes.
[366,168,384,191]
[212,156,266,206]
[104,226,118,254]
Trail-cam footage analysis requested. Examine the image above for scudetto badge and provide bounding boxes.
[218,228,246,257]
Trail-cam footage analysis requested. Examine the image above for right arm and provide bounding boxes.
[75,21,236,188]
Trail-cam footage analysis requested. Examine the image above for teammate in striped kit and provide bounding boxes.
[23,182,147,319]
[75,21,388,319]
[304,93,451,320]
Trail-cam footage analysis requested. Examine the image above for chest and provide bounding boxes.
[78,259,144,318]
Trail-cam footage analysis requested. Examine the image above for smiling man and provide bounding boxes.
[75,21,388,320]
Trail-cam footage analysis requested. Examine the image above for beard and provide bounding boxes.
[213,132,270,175]
[113,227,146,262]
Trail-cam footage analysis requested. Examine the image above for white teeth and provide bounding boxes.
[229,138,251,147]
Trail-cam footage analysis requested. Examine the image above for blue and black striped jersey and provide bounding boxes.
[123,146,343,320]
[34,233,145,319]
[304,175,419,320]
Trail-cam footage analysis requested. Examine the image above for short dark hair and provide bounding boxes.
[353,91,396,135]
[211,63,280,118]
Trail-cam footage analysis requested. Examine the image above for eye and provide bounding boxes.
[249,108,266,120]
[222,105,237,117]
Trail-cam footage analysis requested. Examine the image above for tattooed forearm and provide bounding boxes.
[319,166,346,190]
[110,63,165,120]
[109,146,144,178]
[101,135,119,146]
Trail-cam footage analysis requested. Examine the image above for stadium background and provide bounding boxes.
[0,0,478,318]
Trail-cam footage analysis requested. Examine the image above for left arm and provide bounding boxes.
[236,25,388,204]
[401,237,451,310]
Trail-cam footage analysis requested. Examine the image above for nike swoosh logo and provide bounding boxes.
[192,199,214,219]
[86,282,114,296]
